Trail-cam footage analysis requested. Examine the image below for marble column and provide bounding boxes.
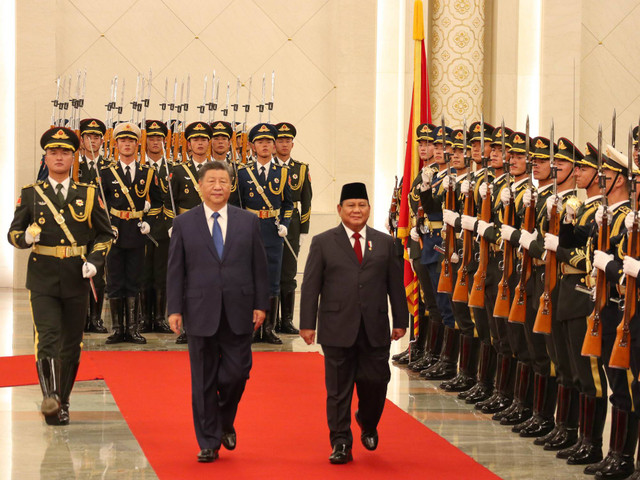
[430,0,485,126]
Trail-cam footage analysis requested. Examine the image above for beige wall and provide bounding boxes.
[13,0,377,287]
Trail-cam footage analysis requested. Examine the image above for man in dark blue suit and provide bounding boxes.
[167,161,269,463]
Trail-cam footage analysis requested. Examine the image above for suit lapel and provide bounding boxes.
[335,225,360,267]
[361,226,375,268]
[222,206,239,262]
[195,204,221,262]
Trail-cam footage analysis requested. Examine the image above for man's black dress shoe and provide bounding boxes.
[222,430,236,450]
[355,410,379,451]
[197,448,219,463]
[329,444,353,464]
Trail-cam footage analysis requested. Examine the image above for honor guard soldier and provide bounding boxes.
[273,122,312,335]
[8,127,114,424]
[237,123,294,344]
[100,122,163,345]
[210,120,241,206]
[165,120,214,344]
[77,118,111,334]
[138,120,173,334]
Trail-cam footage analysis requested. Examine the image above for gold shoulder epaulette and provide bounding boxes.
[74,181,95,188]
[23,180,42,189]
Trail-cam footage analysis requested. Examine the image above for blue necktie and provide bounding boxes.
[212,212,224,258]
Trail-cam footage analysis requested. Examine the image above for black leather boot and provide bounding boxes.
[279,290,299,334]
[410,319,442,372]
[421,326,459,380]
[500,362,533,426]
[462,341,495,403]
[567,395,606,465]
[58,360,80,425]
[36,358,61,422]
[478,353,513,414]
[87,288,108,333]
[408,314,430,368]
[153,288,173,333]
[558,392,585,459]
[105,298,125,344]
[392,347,410,362]
[519,374,556,437]
[440,334,478,392]
[543,385,579,450]
[125,296,146,344]
[138,289,153,333]
[591,409,637,479]
[262,296,283,345]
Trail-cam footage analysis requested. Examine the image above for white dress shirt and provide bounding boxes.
[48,176,70,200]
[342,223,366,258]
[203,203,228,243]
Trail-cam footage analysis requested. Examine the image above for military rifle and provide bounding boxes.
[438,116,455,294]
[453,120,473,303]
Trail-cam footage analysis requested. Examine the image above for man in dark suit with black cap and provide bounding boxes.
[299,182,408,464]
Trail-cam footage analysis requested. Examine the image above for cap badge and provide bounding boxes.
[52,129,69,139]
[258,125,270,132]
[535,139,547,149]
[194,123,206,131]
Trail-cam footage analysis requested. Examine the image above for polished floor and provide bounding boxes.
[0,287,599,479]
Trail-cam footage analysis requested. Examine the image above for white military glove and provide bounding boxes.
[278,224,288,237]
[479,182,489,200]
[461,179,471,195]
[544,233,559,252]
[443,209,459,227]
[139,221,151,235]
[593,250,614,272]
[410,227,420,242]
[144,200,151,213]
[442,175,452,191]
[477,220,493,237]
[168,227,173,238]
[523,189,537,207]
[460,214,477,231]
[500,186,511,206]
[623,256,640,278]
[595,205,614,228]
[421,168,434,188]
[546,194,561,218]
[519,229,537,250]
[82,262,97,278]
[564,202,577,224]
[300,233,308,247]
[501,224,516,242]
[625,211,638,231]
[24,230,40,245]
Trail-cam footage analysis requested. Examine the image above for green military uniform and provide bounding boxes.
[8,127,114,425]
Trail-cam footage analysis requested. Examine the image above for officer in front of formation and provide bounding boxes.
[273,122,312,335]
[100,122,163,345]
[139,120,173,334]
[8,126,114,425]
[165,120,214,344]
[77,118,111,334]
[236,123,293,344]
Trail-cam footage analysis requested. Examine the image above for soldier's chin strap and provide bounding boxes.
[585,170,598,191]
[606,171,621,197]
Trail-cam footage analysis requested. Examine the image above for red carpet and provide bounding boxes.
[1,351,500,479]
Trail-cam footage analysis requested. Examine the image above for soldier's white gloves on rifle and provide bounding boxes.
[519,229,537,250]
[300,233,308,247]
[477,220,493,237]
[461,179,471,195]
[139,222,151,235]
[144,201,151,213]
[442,175,452,191]
[544,233,559,252]
[500,186,511,206]
[625,211,638,231]
[443,209,459,227]
[24,230,40,245]
[410,227,421,242]
[564,202,577,224]
[421,168,434,189]
[546,195,562,218]
[623,256,640,278]
[595,206,612,228]
[593,250,614,272]
[501,224,516,242]
[82,262,97,279]
[523,189,537,207]
[460,214,477,231]
[479,182,488,200]
[277,224,288,238]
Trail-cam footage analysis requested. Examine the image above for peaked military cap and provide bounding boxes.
[451,129,468,149]
[469,121,495,143]
[340,182,368,203]
[508,131,530,154]
[416,123,436,142]
[210,120,233,138]
[605,144,632,176]
[249,123,278,143]
[80,118,106,136]
[274,122,297,139]
[185,121,213,140]
[491,126,514,147]
[555,137,583,163]
[113,122,141,140]
[40,127,80,152]
[580,142,615,171]
[146,120,168,137]
[531,136,555,159]
[432,125,453,145]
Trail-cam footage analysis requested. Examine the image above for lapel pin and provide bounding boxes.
[368,240,372,251]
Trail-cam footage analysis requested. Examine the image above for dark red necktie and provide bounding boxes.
[353,232,363,264]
